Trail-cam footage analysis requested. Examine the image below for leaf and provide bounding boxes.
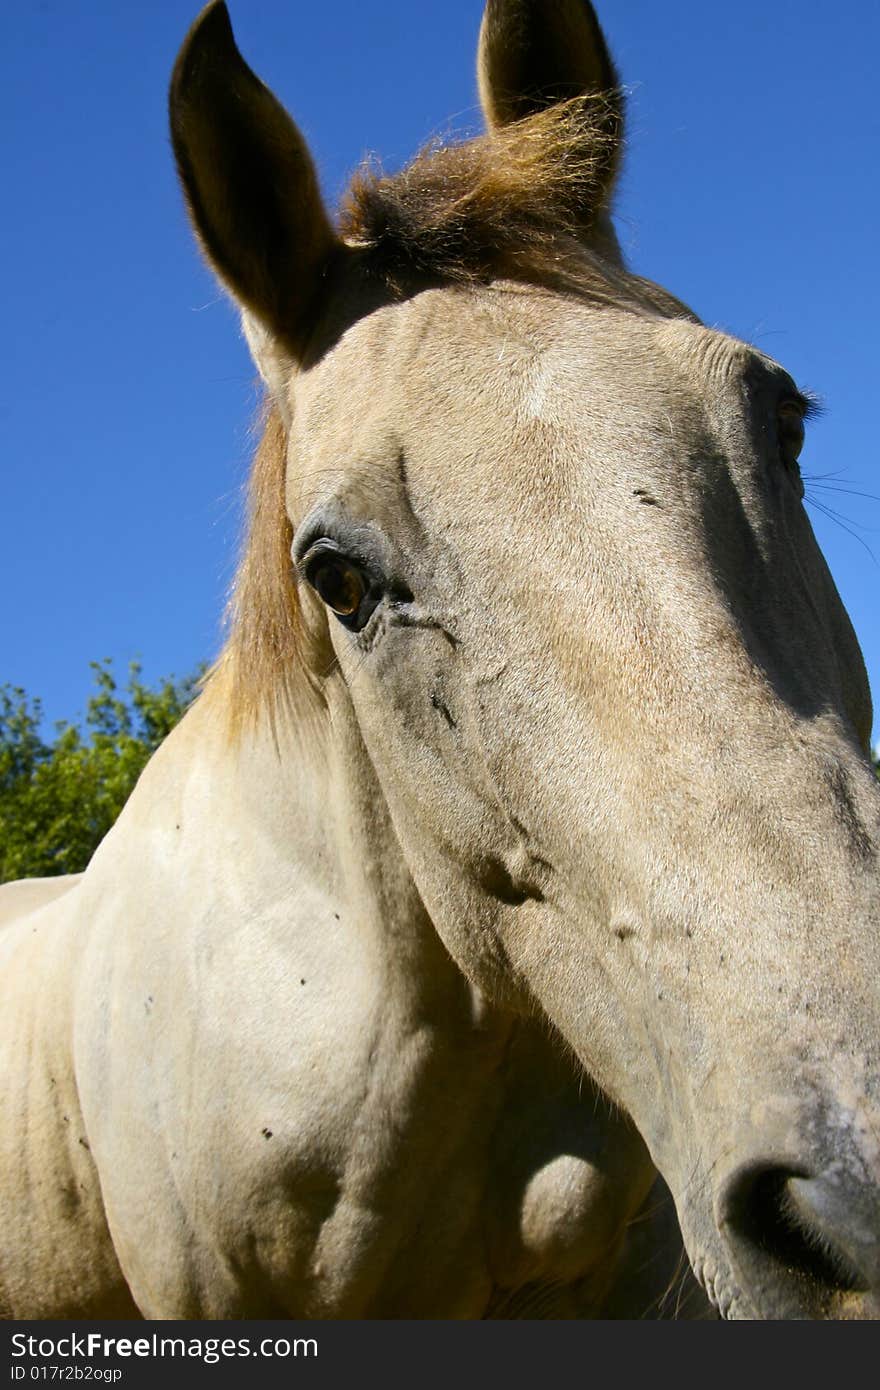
[0,661,203,882]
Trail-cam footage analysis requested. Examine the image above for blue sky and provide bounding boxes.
[3,1,878,747]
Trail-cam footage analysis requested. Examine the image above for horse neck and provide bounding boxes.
[183,675,474,1018]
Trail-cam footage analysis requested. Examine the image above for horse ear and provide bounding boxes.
[477,0,623,206]
[169,1,338,362]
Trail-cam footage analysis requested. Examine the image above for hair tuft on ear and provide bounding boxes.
[477,0,624,221]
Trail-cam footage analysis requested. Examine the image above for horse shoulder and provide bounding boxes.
[61,696,406,1314]
[0,873,83,931]
[0,883,138,1317]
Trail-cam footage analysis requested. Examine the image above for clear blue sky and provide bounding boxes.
[3,1,878,748]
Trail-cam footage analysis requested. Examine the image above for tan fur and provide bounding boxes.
[219,99,696,734]
[2,1,878,1322]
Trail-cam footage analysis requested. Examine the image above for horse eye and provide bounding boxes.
[307,555,368,623]
[777,400,806,464]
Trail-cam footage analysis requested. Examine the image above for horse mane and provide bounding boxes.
[209,97,696,736]
[208,405,309,739]
[342,96,621,292]
[340,96,692,317]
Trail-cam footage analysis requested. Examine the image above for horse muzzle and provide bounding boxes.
[712,1142,880,1318]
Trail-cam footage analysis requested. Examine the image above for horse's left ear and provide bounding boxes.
[478,0,623,210]
[169,2,339,367]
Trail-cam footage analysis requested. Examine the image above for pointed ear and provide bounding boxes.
[169,1,339,362]
[477,0,623,207]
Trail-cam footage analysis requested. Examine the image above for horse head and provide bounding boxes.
[170,0,880,1318]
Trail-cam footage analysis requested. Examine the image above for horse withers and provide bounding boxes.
[1,0,878,1319]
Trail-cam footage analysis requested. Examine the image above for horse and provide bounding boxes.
[2,0,878,1320]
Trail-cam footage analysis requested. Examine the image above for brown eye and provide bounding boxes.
[308,556,367,618]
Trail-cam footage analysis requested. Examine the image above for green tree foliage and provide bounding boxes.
[0,661,201,884]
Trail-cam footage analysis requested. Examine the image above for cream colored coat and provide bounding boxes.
[2,1,878,1320]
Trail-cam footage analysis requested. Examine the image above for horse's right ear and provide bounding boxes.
[169,2,338,362]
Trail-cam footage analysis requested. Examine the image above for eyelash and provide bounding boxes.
[797,390,824,422]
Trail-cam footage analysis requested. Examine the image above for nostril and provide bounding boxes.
[721,1166,867,1296]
